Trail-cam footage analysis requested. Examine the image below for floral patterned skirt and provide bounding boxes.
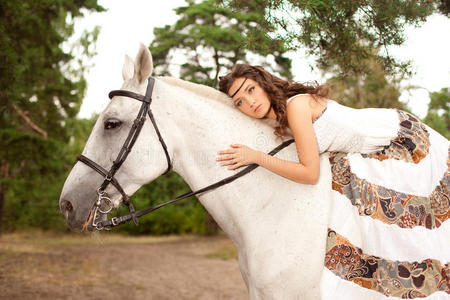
[322,111,449,299]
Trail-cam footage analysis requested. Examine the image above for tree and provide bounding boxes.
[424,87,450,139]
[326,58,406,110]
[437,0,450,16]
[0,1,104,233]
[221,0,444,77]
[150,0,293,86]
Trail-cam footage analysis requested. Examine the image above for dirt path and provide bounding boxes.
[0,232,248,300]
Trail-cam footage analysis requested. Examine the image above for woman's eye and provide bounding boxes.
[249,86,254,93]
[104,118,122,130]
[235,100,242,107]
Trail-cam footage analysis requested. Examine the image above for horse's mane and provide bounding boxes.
[157,76,286,140]
[158,76,231,106]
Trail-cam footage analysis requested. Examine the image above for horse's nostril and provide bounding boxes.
[64,201,73,212]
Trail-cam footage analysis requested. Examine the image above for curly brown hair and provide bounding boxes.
[219,64,330,137]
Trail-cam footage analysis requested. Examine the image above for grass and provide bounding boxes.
[0,229,239,261]
[206,242,238,260]
[0,229,196,247]
[1,229,239,263]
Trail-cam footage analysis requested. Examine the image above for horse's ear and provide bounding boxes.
[122,55,134,81]
[134,43,153,84]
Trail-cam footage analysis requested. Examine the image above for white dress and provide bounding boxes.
[287,96,450,299]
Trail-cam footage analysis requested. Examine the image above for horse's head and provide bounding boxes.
[59,44,174,231]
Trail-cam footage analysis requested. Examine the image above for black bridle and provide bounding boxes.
[76,77,294,230]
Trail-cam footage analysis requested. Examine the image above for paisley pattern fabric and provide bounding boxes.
[430,154,450,226]
[329,150,450,229]
[325,229,449,298]
[361,110,431,164]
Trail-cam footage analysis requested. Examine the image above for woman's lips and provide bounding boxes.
[254,104,261,112]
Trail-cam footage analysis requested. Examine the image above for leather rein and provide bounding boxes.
[76,77,294,231]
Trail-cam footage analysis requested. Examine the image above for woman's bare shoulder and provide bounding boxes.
[286,95,314,113]
[286,96,313,124]
[286,94,314,106]
[287,94,328,114]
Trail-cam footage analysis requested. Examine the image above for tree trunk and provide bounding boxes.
[0,183,4,236]
[0,162,9,236]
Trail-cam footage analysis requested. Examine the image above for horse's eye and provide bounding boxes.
[104,118,122,130]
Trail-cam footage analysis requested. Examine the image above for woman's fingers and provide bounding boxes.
[217,149,236,155]
[217,145,246,169]
[216,154,235,161]
[228,162,243,170]
[216,154,244,169]
[221,160,236,166]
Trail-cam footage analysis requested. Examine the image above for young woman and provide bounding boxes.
[217,64,449,298]
[217,64,330,184]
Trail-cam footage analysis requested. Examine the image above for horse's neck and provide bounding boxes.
[153,78,294,247]
[155,77,276,183]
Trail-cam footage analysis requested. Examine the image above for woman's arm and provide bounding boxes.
[217,95,321,184]
[257,95,320,184]
[255,152,319,184]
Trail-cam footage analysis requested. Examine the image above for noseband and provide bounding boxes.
[76,77,294,231]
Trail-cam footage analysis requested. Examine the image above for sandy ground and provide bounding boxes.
[0,231,248,300]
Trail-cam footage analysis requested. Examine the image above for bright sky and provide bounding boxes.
[74,0,450,119]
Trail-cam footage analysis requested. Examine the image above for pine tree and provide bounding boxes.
[221,0,443,77]
[151,0,293,86]
[0,1,104,233]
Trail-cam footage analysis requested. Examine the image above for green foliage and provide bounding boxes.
[151,0,293,87]
[114,171,207,235]
[3,171,67,232]
[2,115,98,232]
[221,0,441,77]
[0,1,103,133]
[424,87,450,139]
[326,58,406,110]
[0,1,104,233]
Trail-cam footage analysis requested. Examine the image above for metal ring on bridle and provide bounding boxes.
[97,196,113,214]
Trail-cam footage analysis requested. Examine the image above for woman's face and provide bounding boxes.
[227,77,272,119]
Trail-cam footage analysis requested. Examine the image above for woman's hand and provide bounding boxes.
[217,144,260,170]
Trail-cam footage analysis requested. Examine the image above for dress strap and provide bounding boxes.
[286,94,311,105]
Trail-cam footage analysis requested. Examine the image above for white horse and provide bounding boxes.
[59,44,334,299]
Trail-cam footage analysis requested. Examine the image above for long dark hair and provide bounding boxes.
[219,64,330,137]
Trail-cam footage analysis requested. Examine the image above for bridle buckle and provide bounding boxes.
[111,217,119,226]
